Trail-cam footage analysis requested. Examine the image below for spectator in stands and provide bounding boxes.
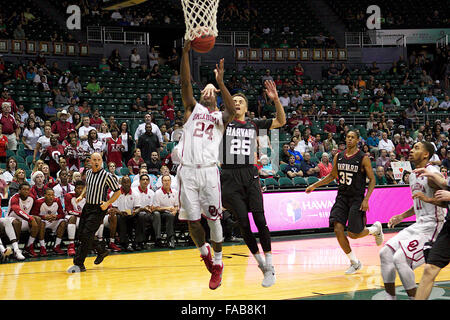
[294,63,304,76]
[280,143,291,165]
[300,152,319,177]
[288,140,303,165]
[424,90,439,110]
[327,102,341,115]
[169,70,180,86]
[301,89,312,101]
[0,124,7,163]
[283,155,303,178]
[108,49,123,72]
[438,95,449,111]
[131,97,146,112]
[442,117,450,133]
[127,148,144,175]
[327,63,339,79]
[378,132,395,153]
[8,168,25,197]
[420,70,433,85]
[78,116,96,141]
[22,118,41,158]
[0,103,19,151]
[105,128,125,170]
[404,103,418,128]
[369,61,381,75]
[375,166,387,185]
[311,87,323,101]
[332,79,349,96]
[376,149,390,168]
[51,110,74,143]
[85,77,104,95]
[279,91,290,108]
[336,118,346,136]
[26,67,36,81]
[296,133,314,155]
[395,136,411,159]
[129,48,141,69]
[14,65,26,80]
[369,97,384,116]
[338,63,350,77]
[150,64,162,78]
[137,123,160,166]
[0,89,17,114]
[347,97,360,113]
[134,112,163,144]
[3,157,17,184]
[148,47,159,69]
[318,153,333,178]
[323,132,337,152]
[54,88,69,105]
[144,93,158,111]
[147,151,162,176]
[118,121,134,164]
[99,57,110,72]
[261,69,273,84]
[67,76,82,96]
[258,154,275,179]
[58,70,70,87]
[167,48,180,70]
[324,116,337,134]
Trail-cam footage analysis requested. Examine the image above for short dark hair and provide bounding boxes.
[19,182,30,190]
[420,141,435,160]
[74,180,85,188]
[140,174,150,181]
[232,93,249,107]
[346,130,360,139]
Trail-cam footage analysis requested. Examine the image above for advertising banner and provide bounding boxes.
[251,186,415,232]
[373,28,449,45]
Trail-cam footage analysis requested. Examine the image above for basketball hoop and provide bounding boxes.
[181,0,219,41]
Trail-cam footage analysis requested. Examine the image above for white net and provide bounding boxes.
[181,0,219,41]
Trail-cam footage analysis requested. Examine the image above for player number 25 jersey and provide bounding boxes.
[177,103,224,165]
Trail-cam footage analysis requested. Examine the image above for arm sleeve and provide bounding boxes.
[56,199,65,219]
[30,199,42,217]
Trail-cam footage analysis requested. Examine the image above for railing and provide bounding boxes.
[436,34,448,48]
[345,31,407,47]
[182,31,249,46]
[87,26,149,45]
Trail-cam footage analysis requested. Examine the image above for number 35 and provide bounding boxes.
[339,172,353,185]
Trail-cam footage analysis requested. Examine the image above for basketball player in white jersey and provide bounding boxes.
[177,40,236,290]
[379,141,446,300]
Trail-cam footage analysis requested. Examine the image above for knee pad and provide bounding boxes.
[207,219,223,243]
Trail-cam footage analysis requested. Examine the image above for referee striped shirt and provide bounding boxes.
[85,168,120,205]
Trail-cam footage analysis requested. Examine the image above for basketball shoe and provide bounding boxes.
[209,262,223,290]
[108,242,121,252]
[53,245,65,255]
[39,246,48,257]
[25,244,37,258]
[373,221,384,246]
[200,243,213,273]
[67,243,76,256]
[345,260,362,275]
[259,264,276,287]
[67,264,86,273]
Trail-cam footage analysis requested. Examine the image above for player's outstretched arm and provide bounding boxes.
[413,167,447,190]
[305,153,338,193]
[214,58,236,125]
[264,80,286,129]
[180,40,196,118]
[360,155,376,211]
[412,191,447,208]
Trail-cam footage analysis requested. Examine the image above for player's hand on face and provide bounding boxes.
[435,190,450,202]
[359,199,369,212]
[214,58,225,84]
[264,80,279,101]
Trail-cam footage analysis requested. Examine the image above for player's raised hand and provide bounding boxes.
[183,40,191,53]
[201,83,220,99]
[214,58,225,84]
[264,80,279,101]
[413,167,431,177]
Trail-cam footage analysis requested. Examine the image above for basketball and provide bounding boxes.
[191,33,216,53]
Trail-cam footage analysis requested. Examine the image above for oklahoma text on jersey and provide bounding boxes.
[192,113,220,125]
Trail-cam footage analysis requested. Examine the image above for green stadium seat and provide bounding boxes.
[293,177,307,187]
[278,177,294,188]
[263,178,278,189]
[306,176,319,185]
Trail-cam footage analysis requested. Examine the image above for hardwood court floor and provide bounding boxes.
[2,232,450,300]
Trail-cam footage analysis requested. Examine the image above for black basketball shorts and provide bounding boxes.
[329,194,366,234]
[220,166,264,216]
[425,220,450,269]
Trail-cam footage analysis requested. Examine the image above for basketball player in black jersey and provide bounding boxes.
[306,130,383,274]
[220,80,286,287]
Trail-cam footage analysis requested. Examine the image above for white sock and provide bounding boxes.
[265,252,273,267]
[67,224,76,241]
[385,293,397,300]
[254,253,266,267]
[55,238,62,246]
[199,243,209,256]
[39,240,45,248]
[12,242,19,251]
[0,244,5,253]
[27,236,35,247]
[110,238,115,243]
[367,226,378,235]
[213,250,222,265]
[347,251,358,264]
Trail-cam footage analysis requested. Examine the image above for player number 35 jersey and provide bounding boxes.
[177,103,224,165]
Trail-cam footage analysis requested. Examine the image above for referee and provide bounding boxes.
[67,153,121,273]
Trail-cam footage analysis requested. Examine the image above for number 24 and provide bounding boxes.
[193,122,214,140]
